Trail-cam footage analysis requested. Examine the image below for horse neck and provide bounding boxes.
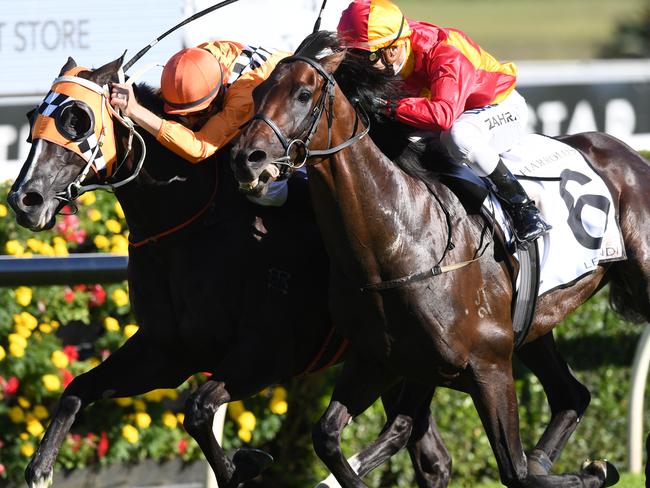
[112,124,217,244]
[306,94,447,285]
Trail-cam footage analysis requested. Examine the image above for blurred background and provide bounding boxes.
[0,1,649,487]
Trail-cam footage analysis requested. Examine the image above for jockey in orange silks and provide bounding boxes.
[337,0,551,243]
[110,41,291,206]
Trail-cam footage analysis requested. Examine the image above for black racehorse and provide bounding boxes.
[7,55,452,488]
[231,32,650,487]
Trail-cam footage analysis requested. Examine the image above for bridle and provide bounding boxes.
[57,75,146,207]
[249,55,370,172]
[29,69,147,211]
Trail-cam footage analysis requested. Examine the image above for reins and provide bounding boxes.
[250,56,370,170]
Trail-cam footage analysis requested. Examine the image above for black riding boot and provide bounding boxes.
[487,160,551,243]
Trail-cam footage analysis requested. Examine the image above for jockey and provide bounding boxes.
[109,41,291,206]
[337,0,551,243]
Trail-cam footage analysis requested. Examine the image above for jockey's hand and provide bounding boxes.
[370,97,397,122]
[109,83,138,118]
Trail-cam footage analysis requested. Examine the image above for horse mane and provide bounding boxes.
[132,83,165,117]
[295,31,448,182]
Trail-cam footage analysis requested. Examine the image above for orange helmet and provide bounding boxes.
[337,0,411,53]
[161,47,224,115]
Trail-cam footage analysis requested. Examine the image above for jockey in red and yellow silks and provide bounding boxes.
[110,41,291,206]
[337,0,551,244]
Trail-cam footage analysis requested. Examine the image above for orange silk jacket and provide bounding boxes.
[156,41,288,163]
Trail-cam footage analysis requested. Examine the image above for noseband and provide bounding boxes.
[250,55,370,170]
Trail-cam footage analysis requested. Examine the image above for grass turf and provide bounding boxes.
[449,472,644,487]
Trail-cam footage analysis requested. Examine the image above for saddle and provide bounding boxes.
[436,158,540,349]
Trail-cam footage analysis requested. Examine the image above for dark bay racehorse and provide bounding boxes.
[231,32,650,487]
[7,56,452,488]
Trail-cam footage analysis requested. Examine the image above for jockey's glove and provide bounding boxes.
[371,97,398,122]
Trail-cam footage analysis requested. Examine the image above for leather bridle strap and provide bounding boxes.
[250,55,370,169]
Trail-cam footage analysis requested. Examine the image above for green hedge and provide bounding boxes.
[1,148,648,486]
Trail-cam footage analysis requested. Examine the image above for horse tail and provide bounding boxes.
[609,282,647,324]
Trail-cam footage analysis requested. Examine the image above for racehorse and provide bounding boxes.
[231,31,650,487]
[6,55,453,488]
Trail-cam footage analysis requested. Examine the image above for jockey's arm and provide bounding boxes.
[156,80,256,164]
[394,53,474,132]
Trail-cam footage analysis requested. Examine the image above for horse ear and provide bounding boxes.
[88,51,126,86]
[320,51,346,74]
[58,57,77,76]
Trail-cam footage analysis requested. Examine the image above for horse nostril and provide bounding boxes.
[247,150,267,164]
[22,192,44,207]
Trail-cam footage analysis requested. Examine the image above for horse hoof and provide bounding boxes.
[26,470,53,488]
[580,459,620,487]
[232,448,274,482]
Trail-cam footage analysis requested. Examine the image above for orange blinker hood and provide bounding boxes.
[31,66,118,176]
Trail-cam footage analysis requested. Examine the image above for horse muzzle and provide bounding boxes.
[230,148,281,194]
[7,187,58,231]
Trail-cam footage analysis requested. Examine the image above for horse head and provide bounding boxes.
[7,54,218,245]
[232,48,357,195]
[7,54,142,231]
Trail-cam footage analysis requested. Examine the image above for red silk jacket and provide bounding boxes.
[395,20,517,132]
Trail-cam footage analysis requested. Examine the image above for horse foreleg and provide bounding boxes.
[469,355,615,488]
[25,332,191,488]
[406,408,452,488]
[357,381,452,488]
[312,351,398,488]
[183,347,278,488]
[315,380,442,488]
[517,332,591,476]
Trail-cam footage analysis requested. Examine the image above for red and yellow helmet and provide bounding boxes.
[337,0,411,54]
[161,47,224,115]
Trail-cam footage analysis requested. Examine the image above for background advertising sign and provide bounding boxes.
[517,60,650,149]
[0,0,186,96]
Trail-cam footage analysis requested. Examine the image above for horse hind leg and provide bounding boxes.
[516,332,591,475]
[609,257,650,325]
[406,404,452,488]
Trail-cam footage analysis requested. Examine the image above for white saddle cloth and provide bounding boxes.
[485,134,626,296]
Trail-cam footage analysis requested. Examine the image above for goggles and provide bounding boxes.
[367,15,406,63]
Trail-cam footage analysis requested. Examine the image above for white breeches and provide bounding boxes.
[441,90,528,176]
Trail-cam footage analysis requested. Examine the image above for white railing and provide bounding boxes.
[628,324,650,473]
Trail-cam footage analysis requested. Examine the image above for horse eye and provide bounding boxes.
[297,90,312,104]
